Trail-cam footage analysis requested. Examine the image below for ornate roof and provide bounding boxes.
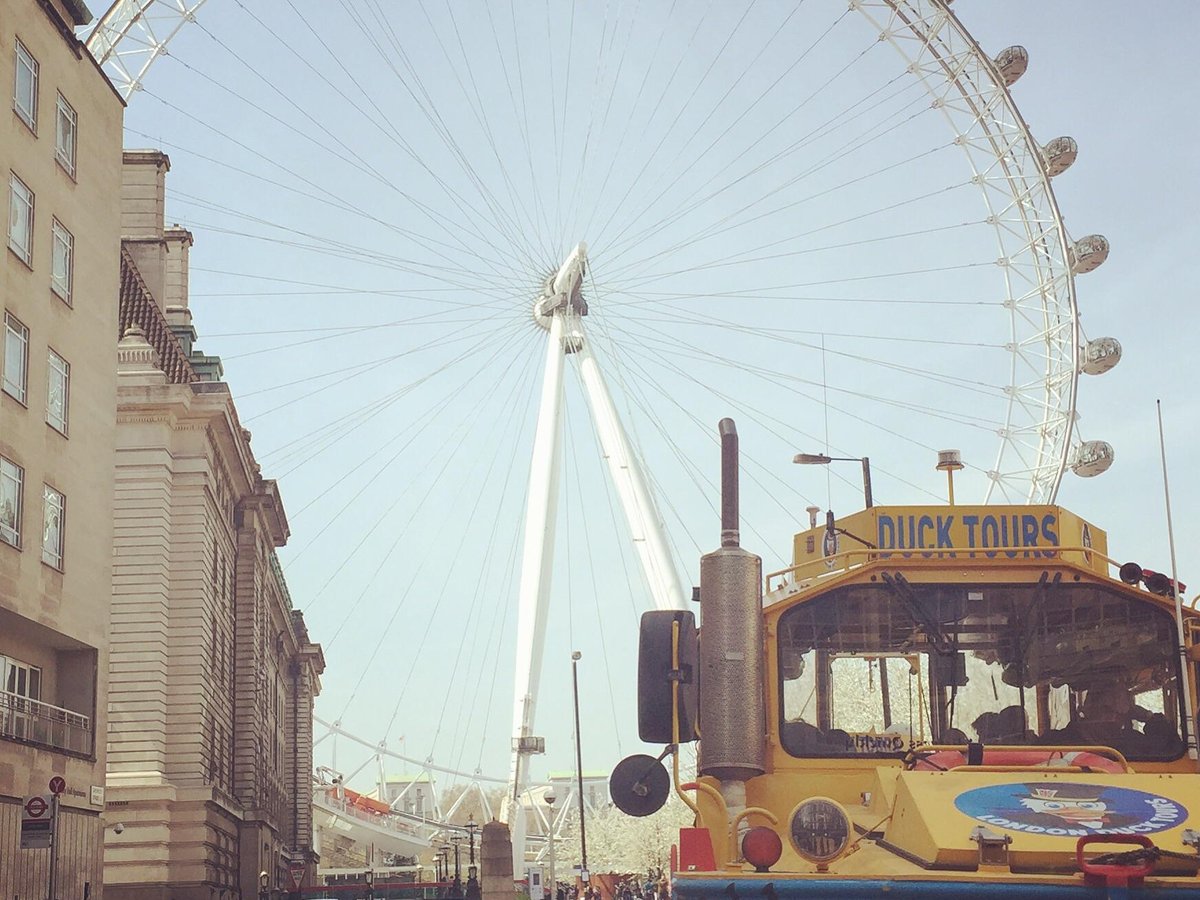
[117,246,197,384]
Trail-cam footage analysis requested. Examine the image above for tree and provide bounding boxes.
[553,794,692,875]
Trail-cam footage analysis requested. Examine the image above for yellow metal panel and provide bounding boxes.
[883,770,1200,871]
[788,505,1109,581]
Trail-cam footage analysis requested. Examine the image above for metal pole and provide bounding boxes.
[860,457,873,508]
[571,652,587,879]
[574,333,687,611]
[1157,400,1197,759]
[546,802,557,897]
[47,793,59,900]
[508,309,568,848]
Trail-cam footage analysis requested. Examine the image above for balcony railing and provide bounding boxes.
[0,689,91,755]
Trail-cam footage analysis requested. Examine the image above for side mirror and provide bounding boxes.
[638,610,699,743]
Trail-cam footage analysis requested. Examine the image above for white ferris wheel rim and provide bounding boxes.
[90,0,1095,788]
[854,0,1079,505]
[89,0,1082,508]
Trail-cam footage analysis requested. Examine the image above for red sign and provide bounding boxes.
[48,777,66,795]
[24,796,48,818]
[287,862,305,890]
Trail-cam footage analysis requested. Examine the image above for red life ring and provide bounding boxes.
[913,749,1123,773]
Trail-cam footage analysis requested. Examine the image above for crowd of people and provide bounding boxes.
[547,870,670,900]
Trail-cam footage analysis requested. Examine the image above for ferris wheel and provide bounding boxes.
[89,0,1121,865]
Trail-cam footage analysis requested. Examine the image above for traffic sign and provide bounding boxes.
[21,794,53,849]
[49,776,66,795]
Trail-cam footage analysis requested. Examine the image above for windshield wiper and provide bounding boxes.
[881,571,953,654]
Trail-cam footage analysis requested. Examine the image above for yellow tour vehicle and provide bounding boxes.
[612,420,1200,898]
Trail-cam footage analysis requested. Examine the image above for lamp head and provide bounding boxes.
[793,453,832,465]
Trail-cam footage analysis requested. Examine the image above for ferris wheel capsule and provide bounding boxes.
[993,46,1029,86]
[1071,440,1115,478]
[1069,234,1110,274]
[1080,337,1122,375]
[1042,136,1078,177]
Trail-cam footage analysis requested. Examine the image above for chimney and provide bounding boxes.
[120,150,170,310]
[164,226,196,355]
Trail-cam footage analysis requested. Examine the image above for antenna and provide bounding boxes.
[1158,399,1196,760]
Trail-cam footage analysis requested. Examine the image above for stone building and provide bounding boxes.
[0,0,124,896]
[104,150,324,898]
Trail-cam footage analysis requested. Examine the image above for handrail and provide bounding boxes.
[907,743,1131,772]
[0,689,91,754]
[767,543,1124,594]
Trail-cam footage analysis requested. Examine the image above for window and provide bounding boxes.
[3,311,29,403]
[54,93,75,175]
[51,219,72,302]
[8,173,33,265]
[42,484,64,568]
[13,40,37,131]
[1,654,42,744]
[778,581,1185,761]
[1,656,41,701]
[47,349,69,434]
[0,456,23,547]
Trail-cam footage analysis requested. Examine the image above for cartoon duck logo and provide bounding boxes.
[954,782,1187,837]
[1019,785,1111,829]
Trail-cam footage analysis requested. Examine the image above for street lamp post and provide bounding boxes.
[452,835,463,898]
[571,651,588,885]
[544,789,558,900]
[465,815,481,900]
[440,846,451,898]
[793,453,873,508]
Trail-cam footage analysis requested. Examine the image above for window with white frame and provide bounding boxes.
[51,219,72,302]
[0,456,23,547]
[46,349,68,433]
[8,173,33,265]
[2,655,41,701]
[3,311,29,403]
[42,484,64,568]
[13,40,37,131]
[54,93,75,175]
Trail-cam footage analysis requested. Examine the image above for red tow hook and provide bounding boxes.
[1076,834,1157,888]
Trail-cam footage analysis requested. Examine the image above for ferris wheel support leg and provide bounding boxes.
[506,312,568,854]
[573,330,687,611]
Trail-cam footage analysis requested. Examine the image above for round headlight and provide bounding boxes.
[788,797,852,866]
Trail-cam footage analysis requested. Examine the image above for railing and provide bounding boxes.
[765,543,1119,597]
[0,689,91,754]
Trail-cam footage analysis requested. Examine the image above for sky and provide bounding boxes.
[108,0,1200,796]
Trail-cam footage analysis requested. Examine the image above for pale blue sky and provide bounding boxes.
[115,0,1200,790]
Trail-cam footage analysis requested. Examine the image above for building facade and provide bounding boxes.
[0,0,124,896]
[104,151,324,898]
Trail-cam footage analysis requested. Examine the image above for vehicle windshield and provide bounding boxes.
[777,579,1185,761]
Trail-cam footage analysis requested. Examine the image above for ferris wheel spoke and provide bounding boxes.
[601,49,924,270]
[594,8,863,255]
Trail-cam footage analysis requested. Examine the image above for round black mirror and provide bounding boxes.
[609,754,670,817]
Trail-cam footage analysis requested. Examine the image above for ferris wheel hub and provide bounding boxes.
[533,242,589,331]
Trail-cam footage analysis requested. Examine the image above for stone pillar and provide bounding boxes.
[481,820,514,900]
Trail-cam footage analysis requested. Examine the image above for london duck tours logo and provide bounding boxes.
[954,782,1187,836]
